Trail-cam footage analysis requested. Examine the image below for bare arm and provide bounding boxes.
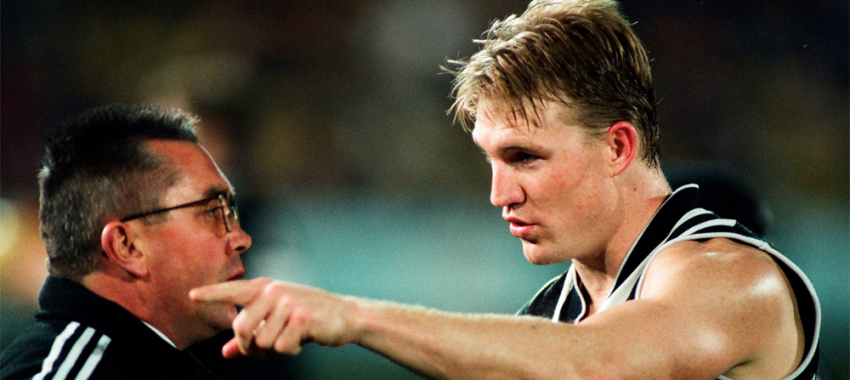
[190,239,803,380]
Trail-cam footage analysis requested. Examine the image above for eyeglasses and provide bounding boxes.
[120,192,239,234]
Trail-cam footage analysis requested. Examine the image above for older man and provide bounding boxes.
[0,104,252,379]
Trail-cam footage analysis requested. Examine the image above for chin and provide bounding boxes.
[525,255,557,265]
[198,304,238,332]
[522,241,569,265]
[522,246,550,265]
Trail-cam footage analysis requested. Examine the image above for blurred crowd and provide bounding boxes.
[2,1,847,379]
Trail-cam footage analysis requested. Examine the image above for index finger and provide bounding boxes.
[190,279,258,304]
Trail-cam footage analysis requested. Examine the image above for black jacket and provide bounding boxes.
[0,277,221,380]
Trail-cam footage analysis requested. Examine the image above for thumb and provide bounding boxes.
[222,336,266,359]
[222,338,243,359]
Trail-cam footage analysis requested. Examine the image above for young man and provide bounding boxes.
[0,104,252,379]
[191,1,820,379]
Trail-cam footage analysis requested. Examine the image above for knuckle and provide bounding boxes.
[273,337,288,353]
[232,315,249,333]
[263,281,287,298]
[274,337,302,355]
[254,333,273,348]
[235,328,253,343]
[290,308,312,325]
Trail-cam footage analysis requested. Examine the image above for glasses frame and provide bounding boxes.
[120,192,238,233]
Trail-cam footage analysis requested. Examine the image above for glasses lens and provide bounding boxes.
[219,194,238,233]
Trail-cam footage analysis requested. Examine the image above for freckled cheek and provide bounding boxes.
[549,170,573,190]
[545,172,584,212]
[546,169,599,213]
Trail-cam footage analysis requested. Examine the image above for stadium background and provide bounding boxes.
[2,1,847,379]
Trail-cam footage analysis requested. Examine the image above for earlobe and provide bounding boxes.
[607,121,637,176]
[101,221,149,278]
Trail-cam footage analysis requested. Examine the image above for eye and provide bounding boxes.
[203,199,224,218]
[518,152,535,162]
[511,151,538,164]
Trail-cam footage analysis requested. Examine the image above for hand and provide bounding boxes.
[190,278,358,358]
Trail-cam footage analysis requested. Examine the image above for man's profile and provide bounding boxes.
[0,104,252,380]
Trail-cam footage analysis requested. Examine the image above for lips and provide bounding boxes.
[225,268,245,282]
[504,215,534,239]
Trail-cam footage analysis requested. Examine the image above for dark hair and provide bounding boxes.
[39,103,200,280]
[448,0,660,167]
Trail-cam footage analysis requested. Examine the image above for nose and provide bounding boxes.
[490,164,525,208]
[227,224,252,256]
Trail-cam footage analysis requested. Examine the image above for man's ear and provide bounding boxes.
[101,221,149,278]
[606,121,638,176]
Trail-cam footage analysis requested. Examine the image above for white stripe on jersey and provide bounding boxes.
[74,334,112,380]
[53,326,95,380]
[34,322,80,380]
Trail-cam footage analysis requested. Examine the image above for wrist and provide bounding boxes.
[340,295,373,345]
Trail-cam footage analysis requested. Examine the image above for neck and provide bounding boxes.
[572,164,670,310]
[82,271,192,350]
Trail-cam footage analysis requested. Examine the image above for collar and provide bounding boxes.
[143,321,178,348]
[37,276,180,351]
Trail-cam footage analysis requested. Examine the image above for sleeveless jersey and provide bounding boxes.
[518,185,821,380]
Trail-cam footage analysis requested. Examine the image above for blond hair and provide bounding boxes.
[448,0,660,167]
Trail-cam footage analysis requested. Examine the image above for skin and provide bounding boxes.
[191,99,804,379]
[83,139,252,350]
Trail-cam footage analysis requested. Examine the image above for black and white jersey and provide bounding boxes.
[519,185,821,380]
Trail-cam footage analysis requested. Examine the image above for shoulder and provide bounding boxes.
[641,237,796,316]
[640,238,805,379]
[1,320,118,380]
[1,321,70,379]
[644,238,787,294]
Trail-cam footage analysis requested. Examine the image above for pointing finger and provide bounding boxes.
[190,278,269,304]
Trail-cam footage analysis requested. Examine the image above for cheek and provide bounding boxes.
[155,242,220,284]
[548,161,589,195]
[546,162,604,212]
[550,170,570,190]
[543,171,586,214]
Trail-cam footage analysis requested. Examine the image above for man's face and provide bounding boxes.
[472,99,621,265]
[137,140,251,343]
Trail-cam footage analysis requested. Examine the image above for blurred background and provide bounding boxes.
[1,1,847,379]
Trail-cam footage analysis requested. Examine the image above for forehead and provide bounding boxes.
[471,98,581,146]
[144,139,232,199]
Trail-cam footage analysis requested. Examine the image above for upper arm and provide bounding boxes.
[584,239,804,379]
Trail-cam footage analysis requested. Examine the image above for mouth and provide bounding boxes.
[504,216,534,239]
[225,269,246,282]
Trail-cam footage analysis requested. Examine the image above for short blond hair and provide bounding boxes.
[448,0,660,167]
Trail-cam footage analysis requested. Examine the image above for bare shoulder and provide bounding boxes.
[646,238,782,287]
[642,237,797,317]
[641,238,805,379]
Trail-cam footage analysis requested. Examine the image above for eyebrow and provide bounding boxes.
[202,186,234,199]
[497,137,542,153]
